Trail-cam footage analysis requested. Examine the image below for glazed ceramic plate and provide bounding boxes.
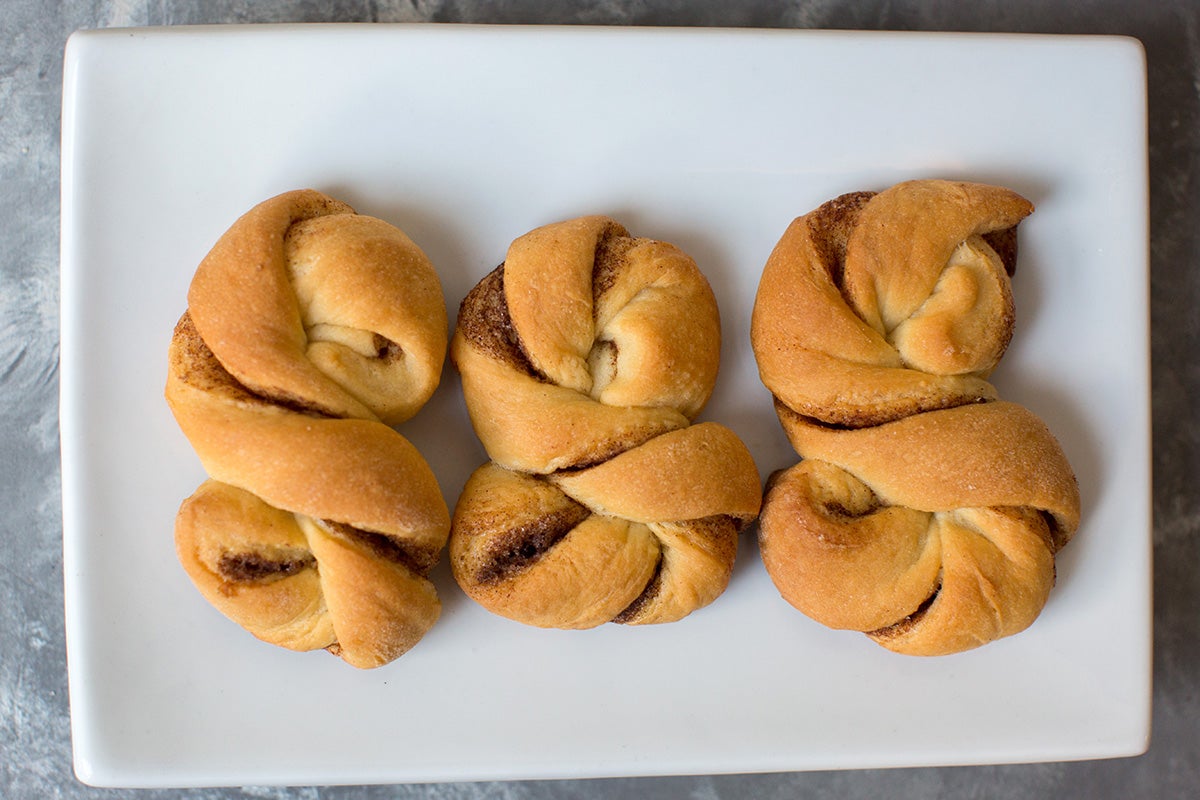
[60,25,1150,787]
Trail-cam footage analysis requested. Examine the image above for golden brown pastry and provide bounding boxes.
[166,189,450,668]
[450,216,761,627]
[751,180,1081,656]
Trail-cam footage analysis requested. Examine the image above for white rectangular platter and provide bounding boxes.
[60,24,1151,787]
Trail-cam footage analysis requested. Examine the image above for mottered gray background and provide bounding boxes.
[2,1,1197,798]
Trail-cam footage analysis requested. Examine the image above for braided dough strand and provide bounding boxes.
[167,189,450,668]
[752,180,1080,656]
[187,189,447,425]
[450,216,761,628]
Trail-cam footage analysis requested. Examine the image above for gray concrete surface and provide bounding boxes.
[2,0,1197,797]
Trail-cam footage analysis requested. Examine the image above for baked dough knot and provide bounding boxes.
[751,180,1081,656]
[166,189,450,668]
[450,216,762,628]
